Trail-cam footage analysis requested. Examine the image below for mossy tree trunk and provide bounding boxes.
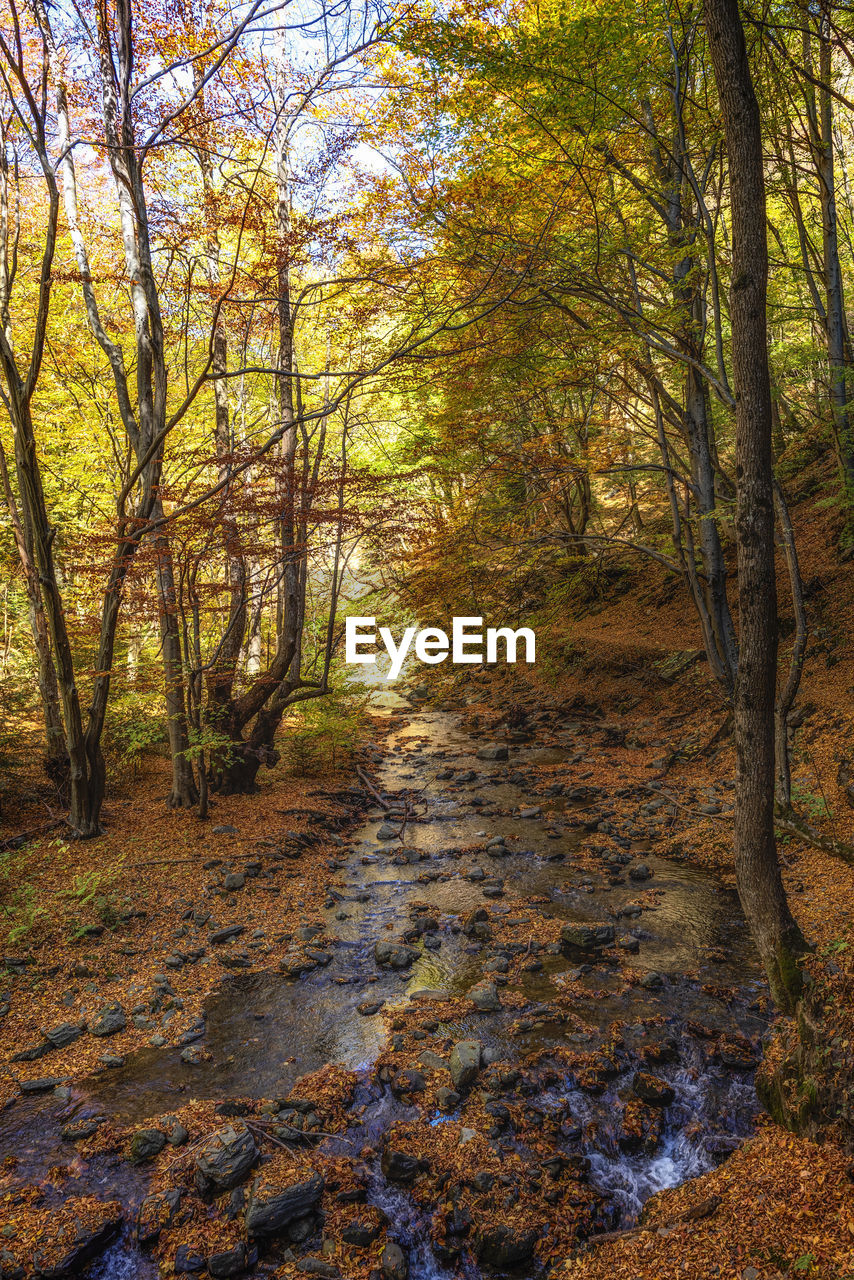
[705,0,809,1013]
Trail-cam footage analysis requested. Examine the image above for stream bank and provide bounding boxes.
[0,685,770,1280]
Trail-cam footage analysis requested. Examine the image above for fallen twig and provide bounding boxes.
[774,809,854,866]
[130,856,214,868]
[247,1116,353,1145]
[356,766,391,810]
[652,786,854,866]
[0,819,64,851]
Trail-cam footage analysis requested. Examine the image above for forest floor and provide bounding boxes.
[1,499,854,1279]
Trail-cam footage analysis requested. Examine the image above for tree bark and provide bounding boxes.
[0,435,67,782]
[705,0,808,1013]
[802,22,854,545]
[93,0,197,810]
[152,505,198,808]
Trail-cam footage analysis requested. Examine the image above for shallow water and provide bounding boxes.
[1,684,767,1276]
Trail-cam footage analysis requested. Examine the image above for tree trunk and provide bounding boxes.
[705,0,808,1013]
[683,361,738,694]
[0,437,67,783]
[805,23,854,546]
[152,505,198,809]
[10,394,101,836]
[196,81,248,725]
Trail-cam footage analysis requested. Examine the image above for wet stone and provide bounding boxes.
[130,1127,167,1163]
[374,940,419,968]
[381,1147,420,1183]
[341,1208,386,1246]
[449,1039,481,1090]
[61,1118,102,1142]
[297,1261,340,1278]
[246,1170,325,1237]
[469,980,501,1011]
[181,1044,208,1065]
[476,745,508,761]
[208,1243,255,1277]
[639,1037,679,1066]
[177,1020,206,1046]
[174,1246,205,1273]
[0,1248,22,1280]
[287,1214,315,1243]
[715,1033,759,1070]
[632,1072,675,1107]
[474,1224,541,1267]
[418,1049,447,1072]
[392,1068,427,1096]
[31,1208,122,1277]
[381,1241,408,1280]
[195,1123,258,1195]
[560,922,615,957]
[19,1077,64,1093]
[137,1188,182,1247]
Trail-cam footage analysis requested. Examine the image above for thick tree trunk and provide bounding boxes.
[10,395,102,836]
[705,0,808,1013]
[204,44,305,795]
[28,588,68,787]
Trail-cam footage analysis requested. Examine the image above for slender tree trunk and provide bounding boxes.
[245,581,263,676]
[127,629,144,683]
[705,0,808,1012]
[805,24,854,541]
[773,478,808,811]
[683,361,738,693]
[0,437,67,781]
[196,74,247,732]
[152,506,198,808]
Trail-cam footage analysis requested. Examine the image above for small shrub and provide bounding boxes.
[102,692,167,778]
[281,690,370,776]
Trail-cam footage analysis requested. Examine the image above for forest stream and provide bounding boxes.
[0,686,770,1280]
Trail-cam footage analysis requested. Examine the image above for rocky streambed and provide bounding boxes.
[0,690,769,1280]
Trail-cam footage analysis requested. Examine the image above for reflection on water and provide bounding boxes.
[85,701,761,1122]
[1,683,766,1278]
